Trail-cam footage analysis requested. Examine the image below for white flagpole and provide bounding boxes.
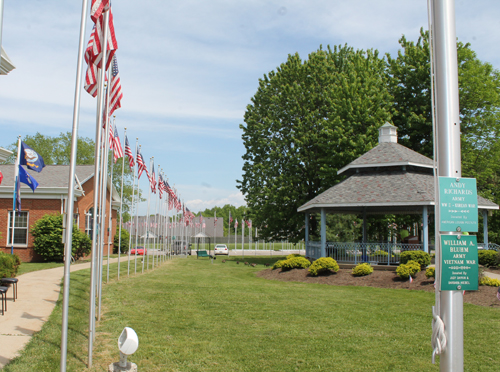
[117,127,126,279]
[88,7,110,367]
[61,0,89,368]
[98,81,112,318]
[131,140,139,275]
[106,117,116,283]
[235,220,237,252]
[11,136,21,255]
[143,157,153,273]
[242,219,245,259]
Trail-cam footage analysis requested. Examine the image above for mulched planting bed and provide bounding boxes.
[257,267,500,308]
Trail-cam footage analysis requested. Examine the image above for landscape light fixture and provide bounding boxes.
[108,327,139,371]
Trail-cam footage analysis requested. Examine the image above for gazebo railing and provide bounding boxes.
[307,241,498,264]
[306,241,428,265]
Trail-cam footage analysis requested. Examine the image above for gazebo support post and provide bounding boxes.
[320,208,326,258]
[483,210,488,249]
[423,206,429,253]
[305,213,309,256]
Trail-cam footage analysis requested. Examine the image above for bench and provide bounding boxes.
[196,250,214,259]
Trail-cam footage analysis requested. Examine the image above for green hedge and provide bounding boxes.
[399,251,431,269]
[0,252,21,278]
[31,214,92,262]
[478,250,498,267]
[352,263,373,277]
[396,260,421,280]
[308,257,339,276]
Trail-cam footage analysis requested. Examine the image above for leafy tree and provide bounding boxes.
[238,45,392,242]
[31,214,91,262]
[5,132,95,165]
[387,28,500,243]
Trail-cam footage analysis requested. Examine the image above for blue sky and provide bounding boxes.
[1,1,499,214]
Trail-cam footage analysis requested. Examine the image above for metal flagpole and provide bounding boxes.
[242,219,245,259]
[234,220,237,252]
[431,1,463,371]
[143,157,153,273]
[129,140,138,275]
[152,164,160,268]
[228,212,231,249]
[106,118,116,283]
[60,1,88,369]
[117,128,127,280]
[0,0,4,55]
[88,8,110,367]
[11,137,21,255]
[98,86,111,318]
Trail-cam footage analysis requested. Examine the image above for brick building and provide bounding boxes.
[0,164,120,262]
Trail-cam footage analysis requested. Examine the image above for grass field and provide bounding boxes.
[4,256,500,371]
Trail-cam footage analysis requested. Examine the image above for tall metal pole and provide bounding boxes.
[106,118,116,283]
[88,8,109,367]
[432,0,462,371]
[0,0,4,61]
[117,128,127,279]
[60,2,88,370]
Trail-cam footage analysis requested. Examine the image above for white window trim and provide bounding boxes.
[7,211,29,247]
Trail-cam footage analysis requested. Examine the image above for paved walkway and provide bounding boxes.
[0,258,121,369]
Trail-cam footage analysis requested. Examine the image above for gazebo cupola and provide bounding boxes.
[378,122,398,143]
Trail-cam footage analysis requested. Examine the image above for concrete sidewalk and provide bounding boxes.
[0,258,121,369]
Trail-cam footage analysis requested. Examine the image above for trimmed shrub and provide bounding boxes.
[479,276,500,287]
[396,264,411,280]
[399,251,431,268]
[0,252,21,278]
[308,257,339,276]
[31,214,92,262]
[396,260,421,280]
[352,263,373,276]
[286,253,302,260]
[272,260,286,270]
[281,257,311,271]
[425,267,435,278]
[113,229,130,254]
[478,250,498,267]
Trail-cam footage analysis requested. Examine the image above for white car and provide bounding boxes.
[214,244,229,255]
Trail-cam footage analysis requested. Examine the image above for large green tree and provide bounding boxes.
[238,45,392,242]
[387,28,500,243]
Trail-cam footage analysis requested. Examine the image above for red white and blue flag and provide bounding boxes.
[148,161,156,193]
[113,126,123,163]
[124,135,134,171]
[136,148,147,179]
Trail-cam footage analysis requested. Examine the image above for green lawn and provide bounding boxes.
[4,256,500,371]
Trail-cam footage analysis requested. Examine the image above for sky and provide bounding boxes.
[1,0,499,214]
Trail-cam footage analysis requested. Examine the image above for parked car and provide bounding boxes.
[214,244,229,255]
[130,246,147,255]
[172,240,192,255]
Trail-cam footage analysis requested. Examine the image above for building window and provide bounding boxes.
[7,211,29,246]
[85,208,94,239]
[73,213,79,227]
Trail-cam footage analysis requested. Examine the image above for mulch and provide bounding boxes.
[256,266,500,308]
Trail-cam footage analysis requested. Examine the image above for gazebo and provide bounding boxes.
[298,123,499,263]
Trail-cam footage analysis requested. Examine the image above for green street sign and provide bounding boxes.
[439,177,478,232]
[440,235,478,291]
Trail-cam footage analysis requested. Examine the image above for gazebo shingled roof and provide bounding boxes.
[298,123,499,215]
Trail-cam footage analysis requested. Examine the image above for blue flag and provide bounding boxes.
[20,142,45,173]
[19,165,39,192]
[15,172,21,211]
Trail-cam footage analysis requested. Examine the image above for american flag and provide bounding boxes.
[409,275,413,283]
[124,135,135,171]
[90,0,109,23]
[136,148,147,179]
[229,212,233,224]
[166,181,175,210]
[113,126,123,163]
[108,55,122,118]
[148,161,156,193]
[158,174,164,199]
[235,220,238,229]
[174,193,181,211]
